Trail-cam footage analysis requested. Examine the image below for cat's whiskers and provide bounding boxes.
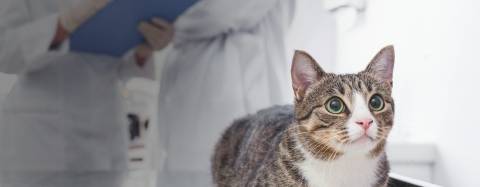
[284,124,300,132]
[323,133,344,183]
[336,130,350,144]
[309,133,343,160]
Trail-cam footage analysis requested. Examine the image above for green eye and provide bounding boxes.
[326,97,345,114]
[369,94,385,111]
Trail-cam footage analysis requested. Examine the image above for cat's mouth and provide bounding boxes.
[350,134,374,144]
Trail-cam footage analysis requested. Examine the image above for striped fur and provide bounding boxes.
[212,46,395,187]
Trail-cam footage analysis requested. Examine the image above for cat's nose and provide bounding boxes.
[355,118,373,130]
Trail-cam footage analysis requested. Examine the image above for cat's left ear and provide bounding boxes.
[365,45,395,85]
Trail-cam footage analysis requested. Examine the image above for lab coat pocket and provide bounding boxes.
[64,122,114,171]
[0,112,67,171]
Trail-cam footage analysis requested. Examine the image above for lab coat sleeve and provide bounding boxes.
[0,0,61,74]
[173,0,285,44]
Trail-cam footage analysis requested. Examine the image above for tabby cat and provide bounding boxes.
[212,46,395,187]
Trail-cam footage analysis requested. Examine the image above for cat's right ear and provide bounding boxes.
[365,45,395,86]
[291,50,325,101]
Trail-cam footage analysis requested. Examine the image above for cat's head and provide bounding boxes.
[291,46,394,160]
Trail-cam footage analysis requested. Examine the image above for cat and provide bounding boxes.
[212,46,395,187]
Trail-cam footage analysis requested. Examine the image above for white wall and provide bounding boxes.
[335,0,480,186]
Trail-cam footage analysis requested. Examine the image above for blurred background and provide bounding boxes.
[1,0,480,186]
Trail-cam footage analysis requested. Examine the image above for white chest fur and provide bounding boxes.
[298,150,380,187]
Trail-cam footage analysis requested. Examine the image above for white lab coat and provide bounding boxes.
[156,0,295,186]
[0,0,152,185]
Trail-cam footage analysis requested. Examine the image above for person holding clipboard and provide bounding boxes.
[156,0,295,186]
[0,0,173,186]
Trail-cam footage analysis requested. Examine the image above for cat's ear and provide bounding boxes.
[291,50,325,101]
[365,45,395,85]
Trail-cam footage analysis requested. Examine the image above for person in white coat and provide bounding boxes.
[0,0,173,186]
[156,0,295,186]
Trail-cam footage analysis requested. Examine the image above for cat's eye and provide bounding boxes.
[325,97,345,114]
[369,94,385,111]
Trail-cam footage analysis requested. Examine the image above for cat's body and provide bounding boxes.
[212,105,389,187]
[212,46,395,187]
[212,105,301,186]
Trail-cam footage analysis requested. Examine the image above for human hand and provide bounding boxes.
[134,18,174,66]
[139,18,174,50]
[59,0,111,33]
[50,21,70,49]
[133,44,153,67]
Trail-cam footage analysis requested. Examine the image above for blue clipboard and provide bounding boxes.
[70,0,197,57]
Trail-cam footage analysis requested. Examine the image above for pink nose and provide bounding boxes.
[355,118,373,130]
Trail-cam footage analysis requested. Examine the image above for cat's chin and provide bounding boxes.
[339,135,378,155]
[351,135,374,144]
[352,136,371,144]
